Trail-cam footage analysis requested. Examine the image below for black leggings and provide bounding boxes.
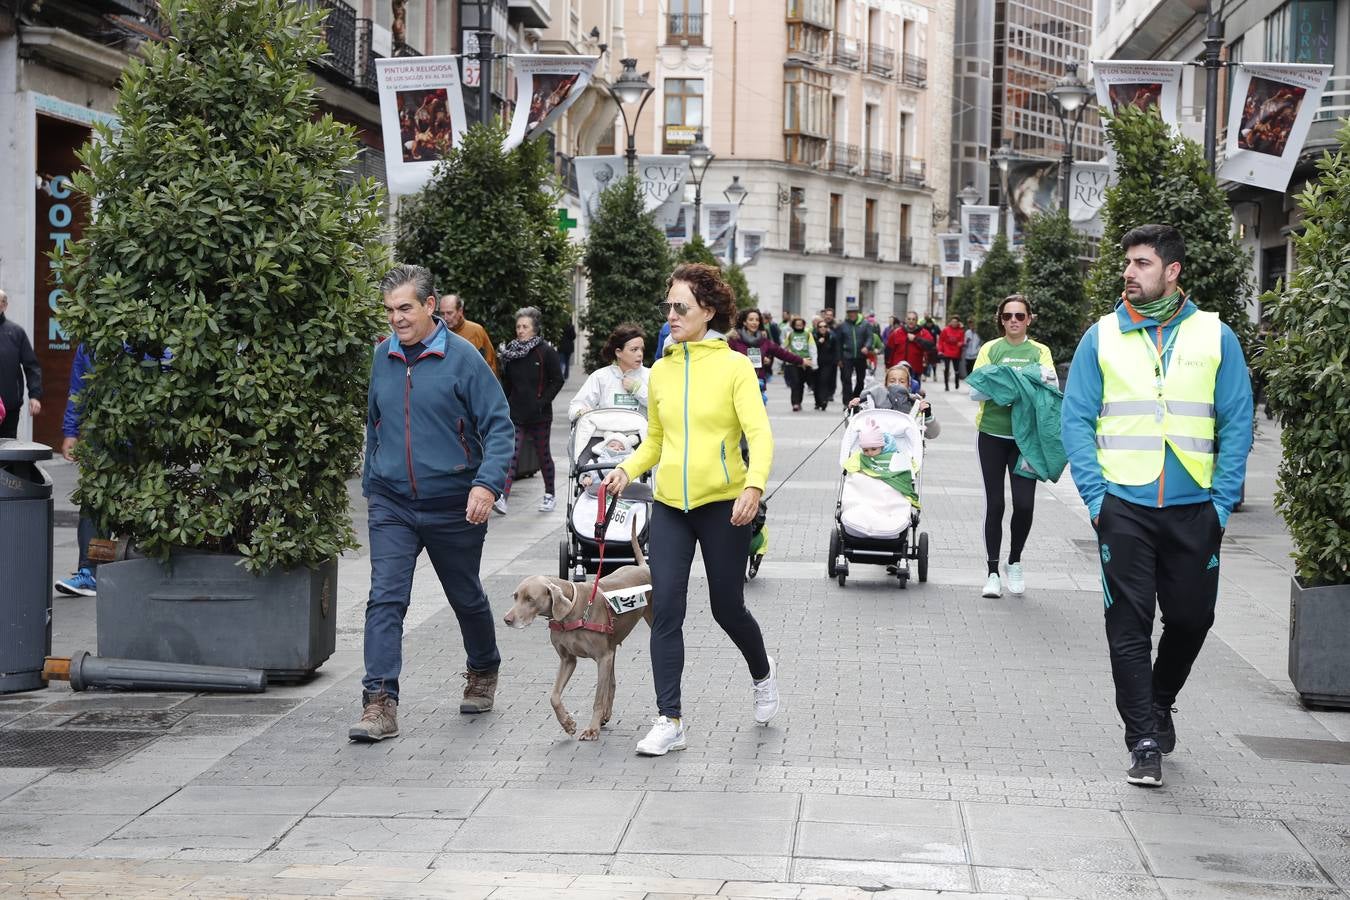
[978,432,1036,574]
[783,365,807,407]
[649,499,771,718]
[942,356,962,388]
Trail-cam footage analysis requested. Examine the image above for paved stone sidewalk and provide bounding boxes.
[3,369,1348,899]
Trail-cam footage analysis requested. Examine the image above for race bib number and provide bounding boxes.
[612,392,639,409]
[604,583,651,614]
[746,348,763,369]
[609,499,634,525]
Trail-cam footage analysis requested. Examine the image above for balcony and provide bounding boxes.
[668,13,704,44]
[901,53,927,88]
[507,0,550,29]
[789,219,807,253]
[829,227,845,255]
[825,141,859,173]
[832,34,860,69]
[897,236,913,263]
[301,0,357,83]
[355,18,379,89]
[864,149,893,179]
[865,44,895,77]
[896,155,926,187]
[864,231,879,260]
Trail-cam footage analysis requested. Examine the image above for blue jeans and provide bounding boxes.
[363,491,500,701]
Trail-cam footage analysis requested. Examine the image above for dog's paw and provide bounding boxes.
[579,727,600,741]
[560,715,576,735]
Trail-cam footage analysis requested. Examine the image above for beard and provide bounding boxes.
[1128,275,1168,302]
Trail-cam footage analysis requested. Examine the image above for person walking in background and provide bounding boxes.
[811,319,841,411]
[352,264,516,743]
[569,322,649,419]
[730,309,809,406]
[54,343,101,597]
[961,322,982,383]
[779,316,817,412]
[834,308,875,402]
[559,319,577,380]
[498,306,565,515]
[969,294,1057,600]
[603,262,780,757]
[938,316,967,391]
[438,294,498,377]
[1061,224,1252,788]
[921,315,941,379]
[0,289,42,439]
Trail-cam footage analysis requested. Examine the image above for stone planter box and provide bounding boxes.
[97,552,337,682]
[1288,577,1350,709]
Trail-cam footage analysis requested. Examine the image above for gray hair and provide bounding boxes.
[514,306,543,335]
[381,264,437,304]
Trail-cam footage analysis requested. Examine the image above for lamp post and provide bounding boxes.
[990,139,1014,237]
[685,131,713,241]
[723,174,748,264]
[1048,63,1092,213]
[606,58,655,174]
[475,0,495,126]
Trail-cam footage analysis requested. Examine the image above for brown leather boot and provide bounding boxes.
[348,691,399,742]
[460,668,498,714]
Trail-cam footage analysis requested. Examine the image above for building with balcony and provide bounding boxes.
[607,0,955,321]
[1093,0,1350,317]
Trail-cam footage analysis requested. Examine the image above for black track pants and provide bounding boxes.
[784,365,807,407]
[1097,493,1223,749]
[842,359,868,400]
[649,499,771,718]
[977,432,1036,572]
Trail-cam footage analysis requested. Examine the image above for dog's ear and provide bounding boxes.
[546,581,574,620]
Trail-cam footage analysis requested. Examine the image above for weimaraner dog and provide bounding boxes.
[504,530,652,741]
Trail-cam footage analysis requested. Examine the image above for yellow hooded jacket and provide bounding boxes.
[618,334,773,511]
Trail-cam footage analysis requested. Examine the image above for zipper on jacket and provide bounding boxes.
[404,365,418,498]
[719,440,730,484]
[457,417,473,468]
[682,343,691,512]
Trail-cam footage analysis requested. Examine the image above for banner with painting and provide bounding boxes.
[1218,63,1333,192]
[937,233,963,277]
[1004,158,1110,240]
[574,155,690,230]
[376,56,468,194]
[503,55,598,152]
[1091,61,1184,129]
[960,205,997,271]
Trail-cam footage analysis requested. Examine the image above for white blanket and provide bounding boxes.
[840,472,913,540]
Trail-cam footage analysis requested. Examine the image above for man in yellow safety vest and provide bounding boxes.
[1061,224,1253,788]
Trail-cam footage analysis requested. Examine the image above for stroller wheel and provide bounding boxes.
[836,571,847,587]
[917,532,929,583]
[558,538,570,580]
[827,530,840,577]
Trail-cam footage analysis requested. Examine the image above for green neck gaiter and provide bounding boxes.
[1130,289,1184,322]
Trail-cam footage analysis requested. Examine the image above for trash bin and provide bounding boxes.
[0,439,54,694]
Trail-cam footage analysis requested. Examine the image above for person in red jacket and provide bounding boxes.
[937,315,967,391]
[884,322,911,370]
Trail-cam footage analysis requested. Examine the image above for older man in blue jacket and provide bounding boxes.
[350,264,516,743]
[1062,224,1251,788]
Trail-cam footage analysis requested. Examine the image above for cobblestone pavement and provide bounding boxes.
[3,368,1348,899]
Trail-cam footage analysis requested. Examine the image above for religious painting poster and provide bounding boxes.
[574,154,689,229]
[1091,61,1184,128]
[961,205,996,270]
[376,56,468,194]
[1219,63,1333,192]
[503,54,598,151]
[937,233,963,277]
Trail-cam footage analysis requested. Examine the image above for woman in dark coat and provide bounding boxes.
[497,306,565,515]
[811,318,841,411]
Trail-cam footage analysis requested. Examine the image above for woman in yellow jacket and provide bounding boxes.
[603,263,781,756]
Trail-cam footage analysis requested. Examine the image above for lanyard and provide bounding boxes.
[1137,325,1180,421]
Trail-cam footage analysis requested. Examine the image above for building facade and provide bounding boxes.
[1093,0,1350,317]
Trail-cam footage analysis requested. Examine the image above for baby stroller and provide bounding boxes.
[559,408,654,581]
[828,407,929,588]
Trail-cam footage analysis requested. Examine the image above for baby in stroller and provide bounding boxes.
[580,431,639,486]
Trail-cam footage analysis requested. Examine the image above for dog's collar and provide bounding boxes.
[548,578,614,635]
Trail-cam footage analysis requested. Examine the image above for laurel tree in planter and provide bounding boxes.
[1262,119,1350,707]
[57,0,387,678]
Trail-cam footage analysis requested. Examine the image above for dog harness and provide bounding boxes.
[549,483,618,635]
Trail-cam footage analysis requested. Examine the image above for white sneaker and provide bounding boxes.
[492,497,508,515]
[538,494,556,513]
[753,657,780,724]
[981,573,1003,598]
[1006,563,1025,595]
[635,716,687,756]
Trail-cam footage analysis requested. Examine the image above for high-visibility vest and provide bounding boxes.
[1095,309,1221,487]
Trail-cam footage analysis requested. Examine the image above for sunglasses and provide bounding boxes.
[1001,311,1028,322]
[661,300,694,317]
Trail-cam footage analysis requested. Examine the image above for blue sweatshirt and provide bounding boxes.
[1061,300,1252,527]
[62,343,93,439]
[363,321,515,501]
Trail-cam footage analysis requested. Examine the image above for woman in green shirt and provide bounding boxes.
[969,294,1057,599]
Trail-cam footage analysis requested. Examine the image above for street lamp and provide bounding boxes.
[606,58,655,174]
[685,131,714,241]
[1048,62,1092,212]
[991,140,1013,237]
[723,175,748,264]
[475,0,495,126]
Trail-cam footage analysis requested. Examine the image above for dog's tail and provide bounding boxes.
[630,527,646,568]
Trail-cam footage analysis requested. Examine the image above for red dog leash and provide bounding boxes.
[549,483,617,635]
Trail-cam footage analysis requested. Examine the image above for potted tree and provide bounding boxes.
[1264,120,1350,708]
[57,0,386,679]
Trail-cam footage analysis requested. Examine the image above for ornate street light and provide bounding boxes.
[723,175,748,263]
[685,131,715,240]
[1048,63,1092,211]
[606,58,655,174]
[991,140,1014,236]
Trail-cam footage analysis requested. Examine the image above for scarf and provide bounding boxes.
[500,335,543,362]
[1128,289,1184,323]
[736,327,764,347]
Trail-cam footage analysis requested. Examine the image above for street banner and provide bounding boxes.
[575,155,689,229]
[1068,159,1110,237]
[703,202,739,258]
[960,205,997,271]
[937,233,963,277]
[1091,61,1184,128]
[503,54,598,152]
[375,56,468,195]
[1218,63,1333,192]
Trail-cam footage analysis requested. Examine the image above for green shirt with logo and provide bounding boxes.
[971,337,1054,438]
